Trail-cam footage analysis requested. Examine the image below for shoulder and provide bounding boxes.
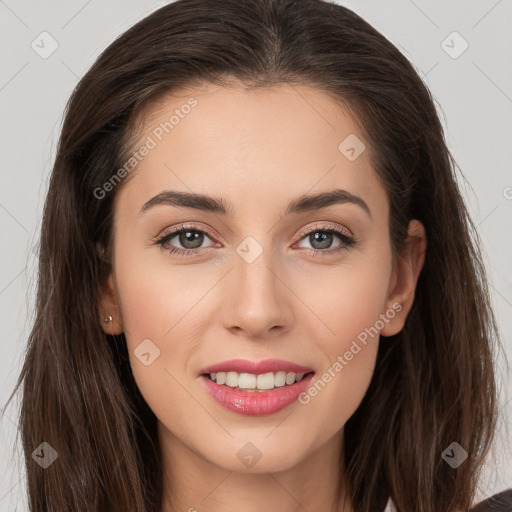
[382,489,512,512]
[470,489,512,512]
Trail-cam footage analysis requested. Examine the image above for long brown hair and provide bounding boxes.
[7,0,502,510]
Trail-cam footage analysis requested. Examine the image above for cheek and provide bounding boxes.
[113,249,221,430]
[114,241,203,345]
[112,253,183,409]
[292,249,392,357]
[296,301,382,449]
[289,251,391,435]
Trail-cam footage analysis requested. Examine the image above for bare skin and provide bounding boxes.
[99,81,426,512]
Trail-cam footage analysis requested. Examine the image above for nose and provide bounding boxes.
[221,244,292,339]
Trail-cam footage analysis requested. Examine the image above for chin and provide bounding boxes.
[201,435,309,474]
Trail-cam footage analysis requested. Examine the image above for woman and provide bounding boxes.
[10,0,511,510]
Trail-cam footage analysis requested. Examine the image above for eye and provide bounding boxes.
[294,224,357,256]
[154,224,219,256]
[153,223,357,258]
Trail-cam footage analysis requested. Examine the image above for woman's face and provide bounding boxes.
[100,82,424,474]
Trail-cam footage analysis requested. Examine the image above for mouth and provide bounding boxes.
[201,370,315,392]
[198,358,315,416]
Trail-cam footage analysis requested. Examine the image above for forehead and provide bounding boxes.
[115,82,386,220]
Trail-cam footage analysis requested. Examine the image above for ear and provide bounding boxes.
[97,243,124,335]
[99,273,124,335]
[380,219,427,337]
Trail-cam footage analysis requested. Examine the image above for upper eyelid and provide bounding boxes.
[159,223,217,241]
[158,222,353,245]
[296,222,353,239]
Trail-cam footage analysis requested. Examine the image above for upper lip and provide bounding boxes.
[199,358,314,376]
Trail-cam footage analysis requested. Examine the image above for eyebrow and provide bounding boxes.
[139,188,372,219]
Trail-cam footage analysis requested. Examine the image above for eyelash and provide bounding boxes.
[153,223,358,258]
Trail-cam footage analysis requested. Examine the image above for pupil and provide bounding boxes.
[180,230,203,249]
[176,230,334,251]
[311,231,332,250]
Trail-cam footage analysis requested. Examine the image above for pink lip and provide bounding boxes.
[199,358,313,375]
[199,372,315,416]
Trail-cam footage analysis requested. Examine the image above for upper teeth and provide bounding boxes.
[209,371,306,390]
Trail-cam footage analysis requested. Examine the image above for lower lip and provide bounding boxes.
[199,373,315,416]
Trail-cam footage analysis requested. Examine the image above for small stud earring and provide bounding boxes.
[104,315,113,323]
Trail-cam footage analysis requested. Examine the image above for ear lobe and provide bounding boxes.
[99,273,124,335]
[380,219,427,337]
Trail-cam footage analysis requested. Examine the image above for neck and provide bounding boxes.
[158,423,353,512]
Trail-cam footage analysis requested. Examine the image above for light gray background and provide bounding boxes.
[0,1,511,510]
